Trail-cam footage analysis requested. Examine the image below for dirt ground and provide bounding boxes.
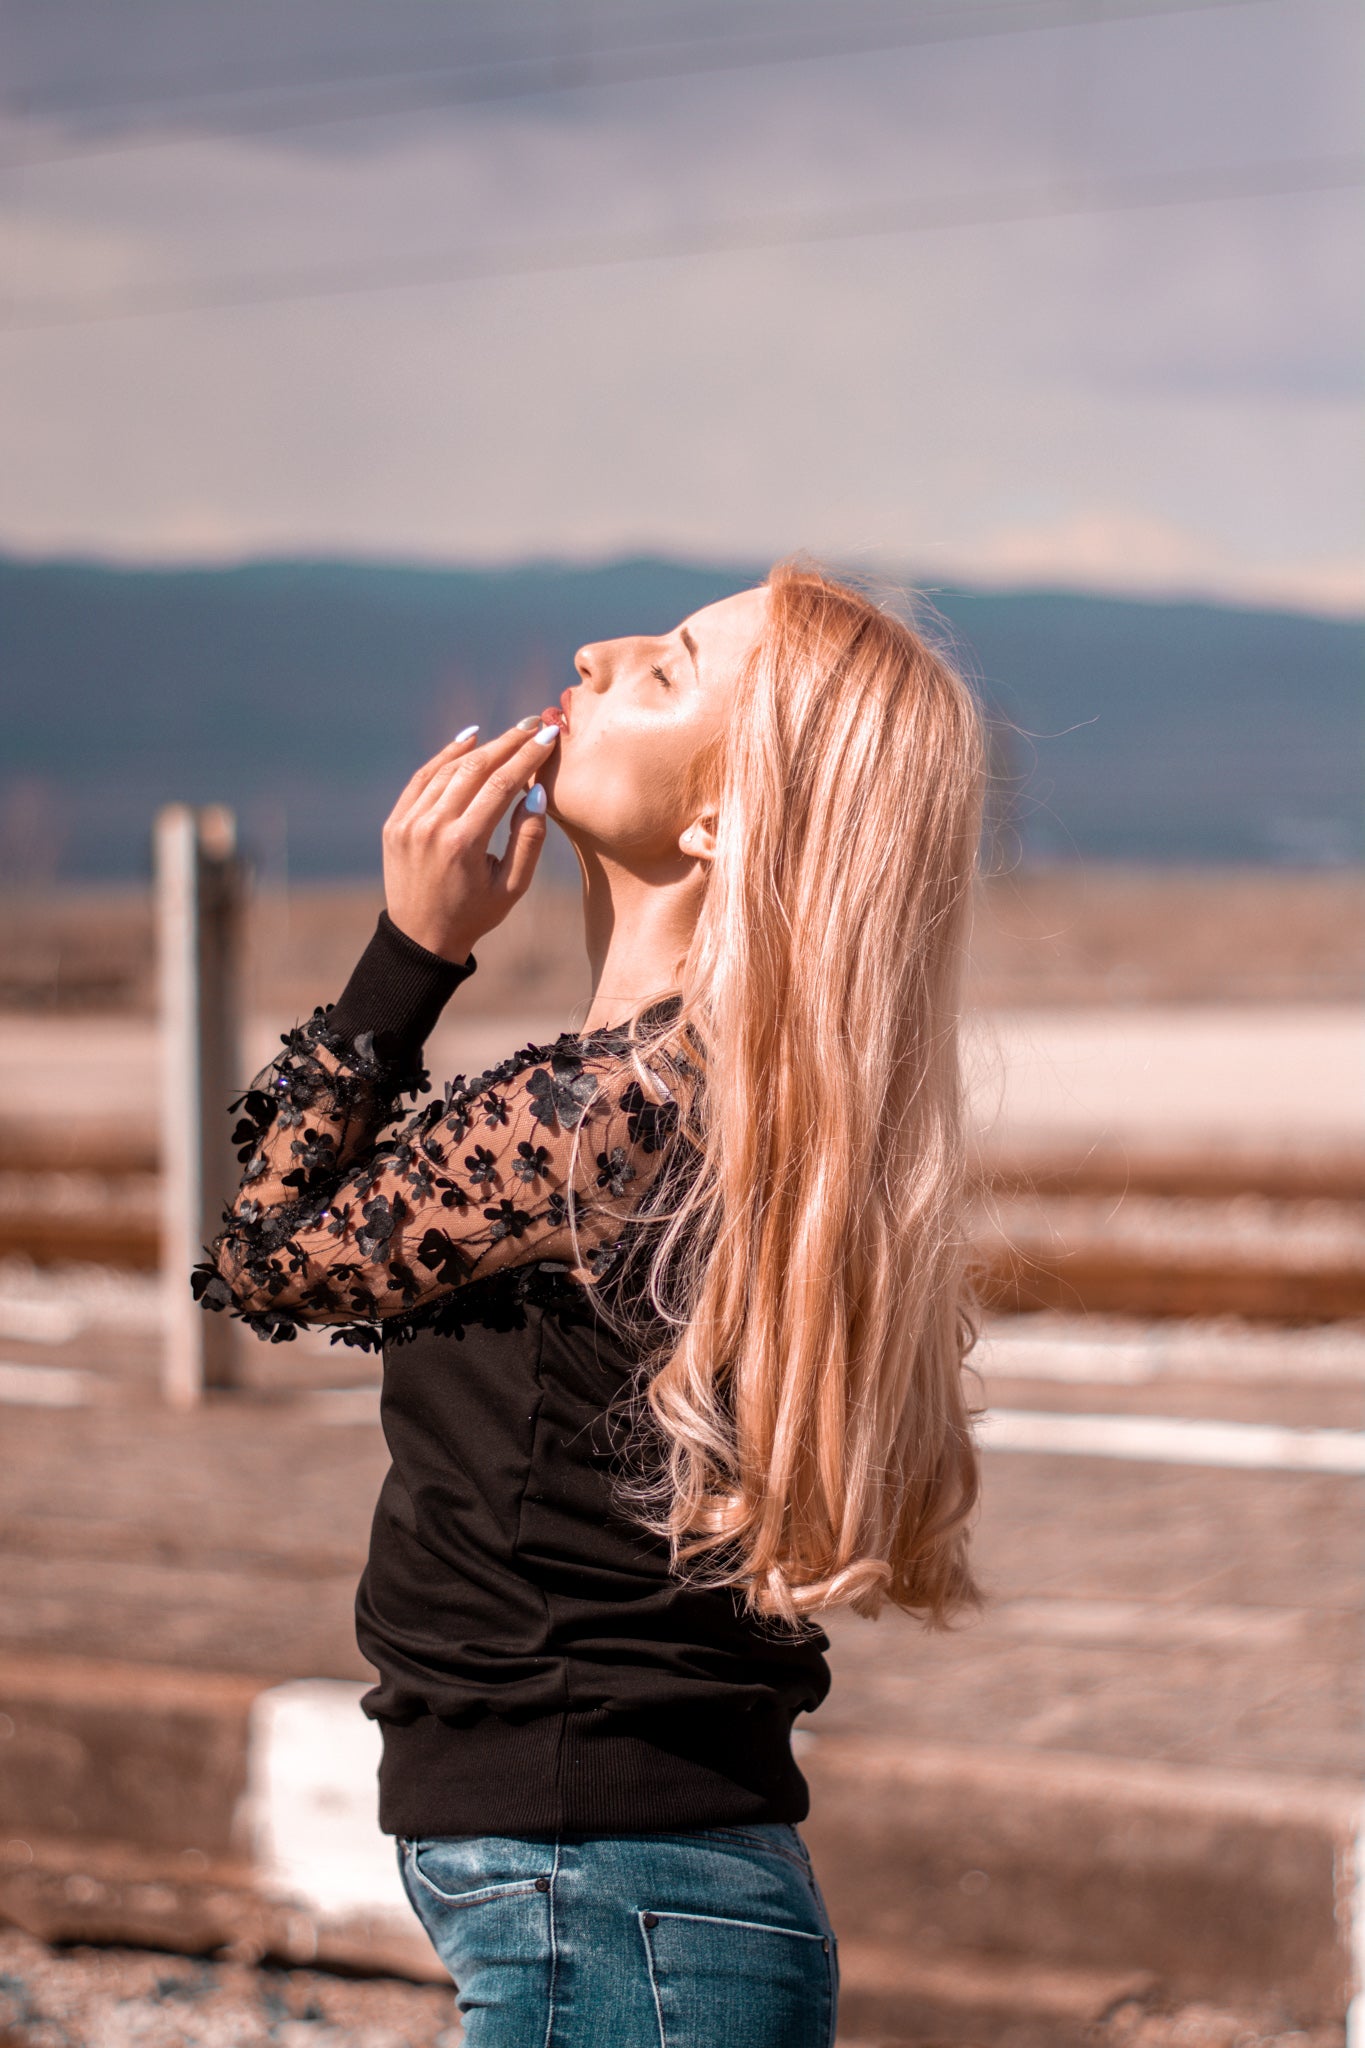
[1,865,1359,2043]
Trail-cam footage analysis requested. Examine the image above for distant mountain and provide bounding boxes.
[0,555,1359,877]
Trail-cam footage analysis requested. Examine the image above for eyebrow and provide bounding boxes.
[679,627,701,680]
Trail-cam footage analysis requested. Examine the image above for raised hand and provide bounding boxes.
[381,717,561,963]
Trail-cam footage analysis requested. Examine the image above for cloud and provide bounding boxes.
[0,0,1358,611]
[935,509,1365,615]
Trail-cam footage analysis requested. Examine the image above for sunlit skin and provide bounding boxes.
[545,587,768,1030]
[381,587,768,1034]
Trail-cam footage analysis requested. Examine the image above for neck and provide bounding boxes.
[572,842,705,1034]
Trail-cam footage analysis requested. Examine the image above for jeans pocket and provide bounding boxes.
[400,1840,557,2044]
[638,1909,835,2048]
[405,1836,553,1909]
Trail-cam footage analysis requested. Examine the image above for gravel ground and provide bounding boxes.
[1092,1996,1341,2048]
[0,1931,459,2048]
[0,1931,1345,2048]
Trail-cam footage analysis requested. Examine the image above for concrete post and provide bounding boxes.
[156,803,245,1407]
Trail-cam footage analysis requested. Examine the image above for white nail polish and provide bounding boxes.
[515,715,542,732]
[455,724,479,743]
[523,782,548,815]
[533,723,560,746]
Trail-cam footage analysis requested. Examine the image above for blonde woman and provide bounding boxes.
[196,563,985,2048]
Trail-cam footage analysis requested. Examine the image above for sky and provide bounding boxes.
[1,0,1361,611]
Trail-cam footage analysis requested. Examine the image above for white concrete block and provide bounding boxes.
[244,1679,411,1923]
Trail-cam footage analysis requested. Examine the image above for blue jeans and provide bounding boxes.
[397,1824,840,2047]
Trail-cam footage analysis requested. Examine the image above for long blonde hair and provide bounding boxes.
[593,560,985,1629]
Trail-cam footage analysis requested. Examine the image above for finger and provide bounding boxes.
[389,723,485,822]
[407,718,547,828]
[495,788,549,904]
[456,724,560,842]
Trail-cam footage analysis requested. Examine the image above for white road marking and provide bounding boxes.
[0,1261,163,1340]
[977,1315,1365,1386]
[0,1359,90,1406]
[0,1299,88,1343]
[965,1005,1365,1144]
[995,1598,1302,1649]
[980,1408,1365,1474]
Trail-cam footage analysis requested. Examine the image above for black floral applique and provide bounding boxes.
[479,1090,511,1130]
[482,1197,534,1243]
[387,1259,422,1306]
[512,1141,553,1185]
[619,1080,679,1154]
[355,1193,404,1258]
[525,1050,599,1129]
[322,1202,353,1240]
[402,1157,438,1204]
[282,1126,340,1192]
[464,1144,498,1187]
[417,1228,472,1286]
[595,1145,636,1197]
[195,998,691,1352]
[588,1237,626,1279]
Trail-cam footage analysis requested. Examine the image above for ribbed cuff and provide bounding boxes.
[328,911,476,1066]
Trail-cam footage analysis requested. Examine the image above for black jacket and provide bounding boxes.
[197,914,830,1833]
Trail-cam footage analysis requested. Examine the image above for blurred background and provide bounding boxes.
[0,4,1362,2045]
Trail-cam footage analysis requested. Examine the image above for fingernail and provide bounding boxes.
[455,724,479,742]
[515,715,541,731]
[523,782,548,815]
[533,723,560,747]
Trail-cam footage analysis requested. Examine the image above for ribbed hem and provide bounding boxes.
[328,911,476,1065]
[374,1703,812,1837]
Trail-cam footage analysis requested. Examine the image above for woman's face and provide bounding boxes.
[540,587,767,869]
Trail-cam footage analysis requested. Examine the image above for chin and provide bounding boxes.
[543,788,578,835]
[542,768,579,830]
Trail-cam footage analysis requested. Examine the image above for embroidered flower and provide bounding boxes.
[595,1145,636,1197]
[480,1090,510,1129]
[198,999,688,1347]
[355,1193,403,1259]
[511,1140,553,1185]
[464,1144,498,1187]
[526,1052,598,1129]
[619,1081,679,1154]
[483,1198,533,1243]
[417,1228,471,1285]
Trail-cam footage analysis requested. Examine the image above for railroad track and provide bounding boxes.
[3,1157,1361,1321]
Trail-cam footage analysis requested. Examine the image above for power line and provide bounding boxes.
[2,0,1274,168]
[3,151,1357,333]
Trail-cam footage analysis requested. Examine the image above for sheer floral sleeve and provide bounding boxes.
[192,914,691,1351]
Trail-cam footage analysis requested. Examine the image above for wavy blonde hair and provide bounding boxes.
[590,560,985,1629]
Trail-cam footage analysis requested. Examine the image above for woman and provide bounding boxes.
[195,561,985,2048]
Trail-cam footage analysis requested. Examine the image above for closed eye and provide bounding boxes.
[650,663,672,688]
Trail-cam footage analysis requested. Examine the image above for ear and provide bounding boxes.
[677,810,718,864]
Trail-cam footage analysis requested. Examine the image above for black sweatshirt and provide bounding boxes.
[195,914,830,1835]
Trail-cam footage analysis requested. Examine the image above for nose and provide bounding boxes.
[573,641,609,690]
